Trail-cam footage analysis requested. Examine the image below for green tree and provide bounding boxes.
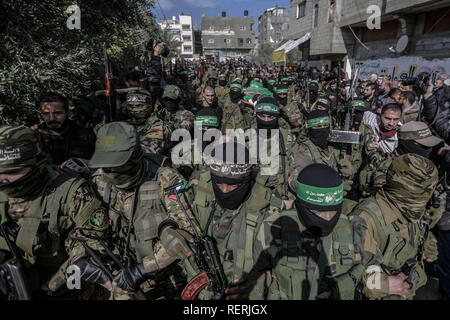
[0,0,164,125]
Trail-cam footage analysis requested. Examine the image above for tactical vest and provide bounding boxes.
[191,171,283,285]
[302,139,339,171]
[0,166,88,282]
[268,209,363,300]
[95,159,167,264]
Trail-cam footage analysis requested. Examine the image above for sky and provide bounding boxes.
[152,0,291,35]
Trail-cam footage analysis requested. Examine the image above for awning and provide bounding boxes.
[274,32,311,54]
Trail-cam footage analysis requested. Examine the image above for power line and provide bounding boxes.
[155,0,168,21]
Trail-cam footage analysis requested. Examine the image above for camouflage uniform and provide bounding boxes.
[0,125,107,299]
[288,113,355,199]
[159,142,285,300]
[125,89,173,156]
[350,154,439,300]
[88,122,189,300]
[157,85,195,132]
[265,164,366,300]
[215,74,229,104]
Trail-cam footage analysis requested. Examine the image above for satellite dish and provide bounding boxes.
[396,35,409,53]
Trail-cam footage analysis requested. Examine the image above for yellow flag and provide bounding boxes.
[272,50,285,63]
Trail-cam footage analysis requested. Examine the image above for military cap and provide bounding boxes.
[88,122,139,168]
[0,125,46,172]
[398,121,443,147]
[162,85,181,100]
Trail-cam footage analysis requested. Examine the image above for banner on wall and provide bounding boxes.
[352,56,450,83]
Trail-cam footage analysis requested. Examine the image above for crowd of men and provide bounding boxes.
[0,40,449,300]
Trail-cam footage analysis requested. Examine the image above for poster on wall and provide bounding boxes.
[352,56,450,83]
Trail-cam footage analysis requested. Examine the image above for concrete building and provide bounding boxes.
[288,0,450,80]
[159,14,195,59]
[258,5,290,47]
[193,25,203,58]
[201,11,256,60]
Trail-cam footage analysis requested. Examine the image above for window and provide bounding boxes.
[183,46,192,52]
[224,26,231,31]
[297,1,306,19]
[246,38,251,44]
[183,35,191,41]
[238,38,244,47]
[313,4,319,28]
[208,39,215,44]
[182,24,191,31]
[328,0,335,23]
[209,25,215,31]
[240,26,246,31]
[225,39,231,44]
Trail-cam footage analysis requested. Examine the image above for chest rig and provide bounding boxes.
[96,159,167,264]
[270,209,361,300]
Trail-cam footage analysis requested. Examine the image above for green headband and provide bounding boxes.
[281,78,289,82]
[297,182,344,206]
[352,100,365,108]
[256,103,280,115]
[230,83,242,90]
[307,116,330,128]
[276,88,288,94]
[267,79,276,84]
[195,116,219,127]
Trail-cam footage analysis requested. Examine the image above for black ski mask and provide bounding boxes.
[256,116,279,130]
[219,80,227,87]
[295,200,341,238]
[164,99,179,112]
[211,175,252,210]
[229,90,242,104]
[295,163,344,238]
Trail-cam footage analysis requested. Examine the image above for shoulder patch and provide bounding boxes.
[89,207,108,228]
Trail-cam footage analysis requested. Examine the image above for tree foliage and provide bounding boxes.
[0,0,164,125]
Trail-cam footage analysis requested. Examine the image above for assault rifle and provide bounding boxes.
[0,223,32,300]
[68,228,147,300]
[328,66,362,158]
[164,180,229,300]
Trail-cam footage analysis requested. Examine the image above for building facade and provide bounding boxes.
[288,0,450,80]
[159,14,195,59]
[258,6,290,47]
[201,11,256,60]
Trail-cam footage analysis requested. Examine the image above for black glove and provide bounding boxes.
[73,256,110,286]
[113,263,147,293]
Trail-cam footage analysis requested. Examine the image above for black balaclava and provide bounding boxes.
[275,84,288,106]
[219,79,227,87]
[209,142,252,210]
[295,163,344,238]
[255,97,281,131]
[229,89,242,104]
[163,98,180,113]
[397,139,433,159]
[307,110,330,150]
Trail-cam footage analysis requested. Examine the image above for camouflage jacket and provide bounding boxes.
[163,169,285,299]
[157,108,195,132]
[0,166,107,293]
[130,115,173,156]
